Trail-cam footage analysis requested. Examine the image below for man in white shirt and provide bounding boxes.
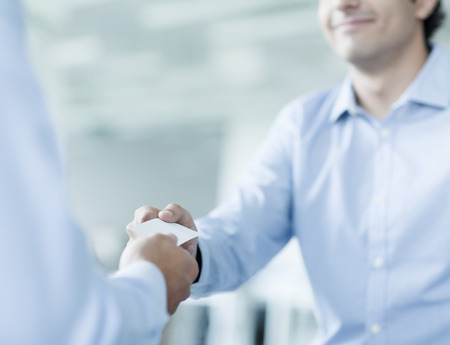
[130,0,450,344]
[0,1,198,344]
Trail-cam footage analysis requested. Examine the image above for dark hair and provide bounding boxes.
[424,0,446,41]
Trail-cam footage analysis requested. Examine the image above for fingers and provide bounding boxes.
[126,206,161,234]
[162,236,199,282]
[151,232,177,247]
[167,233,178,245]
[167,251,199,314]
[180,238,198,256]
[159,203,197,231]
[167,278,192,315]
[132,232,199,315]
[135,206,160,223]
[159,203,198,257]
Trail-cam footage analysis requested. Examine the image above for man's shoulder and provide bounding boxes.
[278,85,342,127]
[297,85,339,107]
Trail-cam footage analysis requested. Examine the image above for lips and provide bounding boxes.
[331,14,376,31]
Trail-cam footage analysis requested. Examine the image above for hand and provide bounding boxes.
[126,203,198,258]
[119,233,199,314]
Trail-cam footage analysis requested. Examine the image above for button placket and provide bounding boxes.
[366,123,393,342]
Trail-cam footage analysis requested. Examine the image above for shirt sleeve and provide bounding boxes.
[0,1,168,344]
[191,101,302,297]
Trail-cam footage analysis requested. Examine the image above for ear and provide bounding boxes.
[414,0,440,20]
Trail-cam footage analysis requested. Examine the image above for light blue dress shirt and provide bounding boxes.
[192,45,450,344]
[0,1,168,344]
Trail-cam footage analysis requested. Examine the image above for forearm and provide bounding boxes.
[191,209,291,298]
[191,111,297,297]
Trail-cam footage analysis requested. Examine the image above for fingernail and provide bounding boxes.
[160,209,173,218]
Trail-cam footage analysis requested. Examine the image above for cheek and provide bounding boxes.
[378,2,416,32]
[317,7,331,40]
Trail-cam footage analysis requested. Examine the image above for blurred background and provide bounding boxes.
[22,0,450,344]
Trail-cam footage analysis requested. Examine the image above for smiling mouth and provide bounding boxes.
[332,17,375,32]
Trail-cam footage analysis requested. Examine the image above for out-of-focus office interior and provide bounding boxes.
[23,1,450,344]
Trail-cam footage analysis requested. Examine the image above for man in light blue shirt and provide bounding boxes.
[131,0,450,344]
[0,1,198,344]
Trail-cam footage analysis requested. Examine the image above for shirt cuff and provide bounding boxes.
[112,260,166,292]
[190,237,212,298]
[110,261,169,343]
[112,260,168,319]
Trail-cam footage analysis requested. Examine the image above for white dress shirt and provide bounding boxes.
[0,1,168,344]
[192,45,450,344]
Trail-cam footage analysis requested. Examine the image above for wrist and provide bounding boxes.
[193,245,202,283]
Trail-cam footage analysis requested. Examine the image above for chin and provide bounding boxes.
[335,44,375,64]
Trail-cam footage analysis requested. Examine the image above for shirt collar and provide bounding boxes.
[396,44,450,109]
[329,75,357,123]
[329,44,450,123]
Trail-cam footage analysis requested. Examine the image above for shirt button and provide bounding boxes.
[380,129,390,139]
[375,195,385,203]
[370,324,382,335]
[373,257,384,269]
[348,108,357,116]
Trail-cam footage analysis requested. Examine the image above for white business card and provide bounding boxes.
[131,218,198,246]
